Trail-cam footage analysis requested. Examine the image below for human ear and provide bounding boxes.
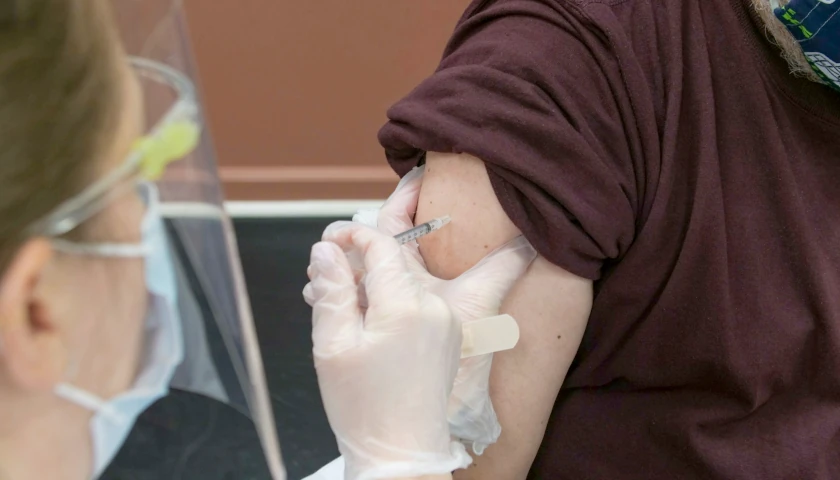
[0,239,67,391]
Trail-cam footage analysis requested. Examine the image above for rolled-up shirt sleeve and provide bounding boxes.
[378,0,646,280]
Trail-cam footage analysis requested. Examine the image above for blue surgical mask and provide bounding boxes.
[52,182,183,479]
[773,0,840,92]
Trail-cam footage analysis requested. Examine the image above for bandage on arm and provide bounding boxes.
[417,152,593,479]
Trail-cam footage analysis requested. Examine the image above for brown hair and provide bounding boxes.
[0,0,123,269]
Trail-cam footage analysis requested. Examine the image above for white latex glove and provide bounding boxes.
[352,166,537,455]
[303,223,470,480]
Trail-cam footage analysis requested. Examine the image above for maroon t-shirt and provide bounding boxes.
[379,0,840,478]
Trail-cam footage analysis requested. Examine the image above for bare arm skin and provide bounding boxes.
[416,153,593,479]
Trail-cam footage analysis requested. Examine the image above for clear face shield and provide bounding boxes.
[30,1,285,478]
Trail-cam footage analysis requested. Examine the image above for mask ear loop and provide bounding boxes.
[52,305,130,428]
[54,383,128,425]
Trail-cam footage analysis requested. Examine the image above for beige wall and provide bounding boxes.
[183,1,470,200]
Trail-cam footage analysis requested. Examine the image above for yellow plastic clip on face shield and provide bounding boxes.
[133,120,200,181]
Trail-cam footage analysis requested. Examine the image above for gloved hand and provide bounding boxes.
[351,166,536,455]
[303,223,470,480]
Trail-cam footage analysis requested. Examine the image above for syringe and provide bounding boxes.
[393,215,451,245]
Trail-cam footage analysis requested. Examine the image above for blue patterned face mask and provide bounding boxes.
[773,0,840,92]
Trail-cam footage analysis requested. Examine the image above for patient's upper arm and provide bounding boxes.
[417,152,593,479]
[417,153,520,280]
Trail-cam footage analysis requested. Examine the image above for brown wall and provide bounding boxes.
[183,1,470,200]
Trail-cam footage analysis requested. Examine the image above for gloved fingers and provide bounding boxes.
[306,241,364,357]
[323,220,428,306]
[323,223,422,317]
[321,220,372,281]
[448,354,499,455]
[437,236,536,318]
[449,396,500,456]
[352,207,380,228]
[397,240,429,285]
[377,165,425,236]
[350,167,423,233]
[321,220,356,242]
[463,235,536,282]
[302,282,315,306]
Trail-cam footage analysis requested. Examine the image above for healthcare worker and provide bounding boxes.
[0,1,534,480]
